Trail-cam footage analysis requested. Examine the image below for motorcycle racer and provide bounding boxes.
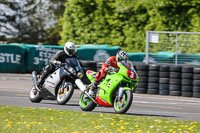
[35,42,78,91]
[89,50,128,96]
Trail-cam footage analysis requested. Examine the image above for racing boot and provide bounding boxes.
[88,81,98,97]
[35,80,43,92]
[35,71,47,92]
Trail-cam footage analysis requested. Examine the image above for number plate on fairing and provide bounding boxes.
[127,70,137,80]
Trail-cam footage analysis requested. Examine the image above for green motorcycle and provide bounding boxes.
[79,60,139,114]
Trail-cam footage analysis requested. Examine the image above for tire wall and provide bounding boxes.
[133,63,200,98]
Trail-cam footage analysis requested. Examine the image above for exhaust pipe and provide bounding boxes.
[32,71,37,86]
[75,79,86,92]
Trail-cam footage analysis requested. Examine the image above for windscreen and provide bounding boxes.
[120,60,134,70]
[65,58,82,72]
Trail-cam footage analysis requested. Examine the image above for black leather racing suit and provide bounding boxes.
[36,50,79,87]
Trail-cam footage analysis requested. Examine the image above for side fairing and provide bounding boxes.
[86,70,96,83]
[98,73,123,104]
[44,67,67,96]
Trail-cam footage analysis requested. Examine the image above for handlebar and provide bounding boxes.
[106,67,119,75]
[61,63,66,66]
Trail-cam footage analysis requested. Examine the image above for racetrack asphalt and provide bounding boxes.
[0,73,200,122]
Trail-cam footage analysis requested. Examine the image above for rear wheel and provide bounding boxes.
[57,83,74,105]
[29,86,42,103]
[114,90,133,114]
[79,92,97,111]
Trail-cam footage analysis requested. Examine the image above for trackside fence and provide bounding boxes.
[145,31,200,65]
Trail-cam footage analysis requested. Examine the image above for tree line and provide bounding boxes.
[1,0,200,52]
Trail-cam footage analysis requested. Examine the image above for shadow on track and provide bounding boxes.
[41,102,80,107]
[92,111,177,118]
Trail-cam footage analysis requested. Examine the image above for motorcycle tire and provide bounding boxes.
[79,92,97,111]
[57,84,74,105]
[114,89,133,114]
[29,86,42,103]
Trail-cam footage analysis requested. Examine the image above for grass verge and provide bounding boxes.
[0,105,199,133]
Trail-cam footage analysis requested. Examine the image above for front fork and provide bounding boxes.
[32,71,37,86]
[118,87,125,100]
[75,79,98,104]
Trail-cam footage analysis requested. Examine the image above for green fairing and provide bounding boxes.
[86,71,96,83]
[86,60,139,105]
[98,73,123,104]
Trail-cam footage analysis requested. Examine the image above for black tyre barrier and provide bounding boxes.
[182,67,193,73]
[193,80,200,86]
[135,63,148,94]
[160,65,170,72]
[170,66,182,72]
[193,86,200,92]
[193,74,200,80]
[137,83,148,88]
[182,92,193,97]
[181,86,193,92]
[96,62,104,67]
[83,67,97,72]
[135,88,147,94]
[148,77,159,83]
[159,84,169,90]
[80,60,97,68]
[159,90,170,95]
[170,72,181,78]
[159,78,169,84]
[182,73,193,79]
[149,64,160,71]
[169,79,181,85]
[138,76,148,83]
[96,62,104,71]
[169,85,181,91]
[148,83,159,89]
[181,79,193,86]
[137,70,148,76]
[193,92,200,98]
[147,89,159,95]
[159,72,169,78]
[136,64,148,70]
[170,91,181,96]
[193,67,200,74]
[148,71,159,77]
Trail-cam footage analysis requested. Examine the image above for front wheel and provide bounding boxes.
[79,92,97,111]
[57,83,74,105]
[114,89,133,114]
[29,86,42,103]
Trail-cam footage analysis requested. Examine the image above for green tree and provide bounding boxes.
[60,0,200,52]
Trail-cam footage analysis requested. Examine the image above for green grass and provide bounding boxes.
[0,105,199,133]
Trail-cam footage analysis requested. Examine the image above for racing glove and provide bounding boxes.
[53,60,61,65]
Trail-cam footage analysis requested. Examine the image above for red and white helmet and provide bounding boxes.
[64,42,76,56]
[116,50,128,62]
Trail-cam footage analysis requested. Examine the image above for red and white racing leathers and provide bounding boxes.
[92,56,119,88]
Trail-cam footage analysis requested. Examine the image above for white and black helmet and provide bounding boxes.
[64,42,76,56]
[116,50,128,62]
